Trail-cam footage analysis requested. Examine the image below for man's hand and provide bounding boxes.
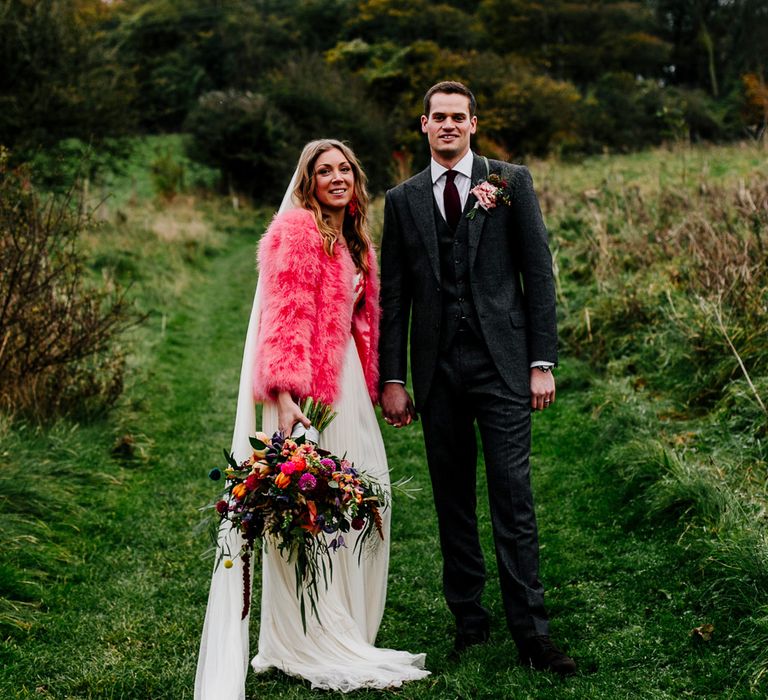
[381,383,417,428]
[530,369,556,411]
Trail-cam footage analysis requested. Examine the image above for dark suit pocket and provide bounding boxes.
[509,310,527,328]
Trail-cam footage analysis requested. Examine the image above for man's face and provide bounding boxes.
[421,92,477,167]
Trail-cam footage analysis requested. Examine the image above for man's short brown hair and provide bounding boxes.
[423,81,477,117]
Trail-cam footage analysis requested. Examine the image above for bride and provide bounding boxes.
[195,139,430,698]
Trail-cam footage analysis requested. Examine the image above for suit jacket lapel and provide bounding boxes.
[405,167,441,283]
[467,153,489,270]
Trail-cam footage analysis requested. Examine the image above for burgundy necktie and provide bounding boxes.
[443,170,461,230]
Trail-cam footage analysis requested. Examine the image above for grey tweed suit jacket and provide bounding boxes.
[379,152,558,410]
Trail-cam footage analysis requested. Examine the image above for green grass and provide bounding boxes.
[0,223,759,700]
[2,140,767,697]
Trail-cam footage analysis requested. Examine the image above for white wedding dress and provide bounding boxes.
[195,262,429,698]
[253,335,428,690]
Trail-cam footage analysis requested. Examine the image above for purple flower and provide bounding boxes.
[298,473,317,492]
[329,535,346,552]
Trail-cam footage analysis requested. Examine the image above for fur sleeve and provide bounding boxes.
[253,209,323,401]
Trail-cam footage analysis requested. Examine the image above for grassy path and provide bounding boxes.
[0,228,752,698]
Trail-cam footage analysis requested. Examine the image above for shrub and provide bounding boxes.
[580,72,667,151]
[184,55,393,200]
[0,149,137,419]
[482,72,583,157]
[184,90,297,201]
[150,146,186,200]
[263,55,393,193]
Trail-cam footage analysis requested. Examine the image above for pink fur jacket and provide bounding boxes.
[252,208,380,405]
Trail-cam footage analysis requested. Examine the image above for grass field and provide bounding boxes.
[1,139,766,698]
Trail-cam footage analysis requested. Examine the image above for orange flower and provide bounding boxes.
[275,472,291,489]
[300,503,320,534]
[232,483,248,499]
[291,455,307,473]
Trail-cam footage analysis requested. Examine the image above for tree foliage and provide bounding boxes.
[4,0,768,193]
[0,0,135,155]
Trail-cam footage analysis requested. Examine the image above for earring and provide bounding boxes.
[347,195,359,217]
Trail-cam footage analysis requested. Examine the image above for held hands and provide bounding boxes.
[530,368,556,411]
[381,383,417,428]
[277,391,311,435]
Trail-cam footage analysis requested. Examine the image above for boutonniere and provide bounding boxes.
[467,173,513,219]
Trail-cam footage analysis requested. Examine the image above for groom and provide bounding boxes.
[379,81,575,675]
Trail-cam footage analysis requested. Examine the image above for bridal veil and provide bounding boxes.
[194,170,298,700]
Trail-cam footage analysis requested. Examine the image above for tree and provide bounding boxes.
[0,0,135,155]
[481,71,583,157]
[184,90,297,200]
[742,73,768,140]
[348,0,480,49]
[264,54,393,191]
[114,0,298,130]
[478,0,670,86]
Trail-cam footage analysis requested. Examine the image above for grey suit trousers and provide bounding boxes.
[419,326,550,641]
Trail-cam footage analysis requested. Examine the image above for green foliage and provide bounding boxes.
[150,147,186,200]
[0,0,136,154]
[0,149,138,420]
[263,55,392,192]
[7,0,764,191]
[482,70,583,157]
[3,142,768,695]
[114,0,299,130]
[24,138,135,194]
[350,0,480,49]
[478,0,670,86]
[184,56,393,197]
[184,90,297,200]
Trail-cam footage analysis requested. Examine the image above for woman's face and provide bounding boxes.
[313,148,355,214]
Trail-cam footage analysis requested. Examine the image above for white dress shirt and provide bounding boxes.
[430,149,475,223]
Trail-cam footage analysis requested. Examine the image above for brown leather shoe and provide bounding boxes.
[518,636,577,675]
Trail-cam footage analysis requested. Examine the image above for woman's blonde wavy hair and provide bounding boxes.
[292,139,371,273]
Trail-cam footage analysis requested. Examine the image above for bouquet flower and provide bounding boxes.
[467,172,513,219]
[207,398,387,631]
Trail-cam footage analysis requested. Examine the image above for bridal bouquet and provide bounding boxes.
[208,398,387,630]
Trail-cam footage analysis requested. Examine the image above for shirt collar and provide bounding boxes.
[430,149,474,184]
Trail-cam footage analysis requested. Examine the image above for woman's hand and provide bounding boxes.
[276,391,311,435]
